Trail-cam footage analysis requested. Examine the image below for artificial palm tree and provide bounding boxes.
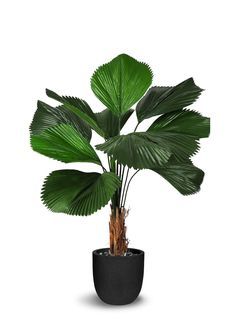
[30,54,210,257]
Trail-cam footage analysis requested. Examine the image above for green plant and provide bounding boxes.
[30,54,210,256]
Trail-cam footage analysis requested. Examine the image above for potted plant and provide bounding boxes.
[30,54,210,305]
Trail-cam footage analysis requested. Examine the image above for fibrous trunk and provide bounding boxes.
[109,207,129,256]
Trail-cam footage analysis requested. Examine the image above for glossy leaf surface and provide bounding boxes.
[95,108,134,138]
[42,170,121,216]
[30,101,92,141]
[91,54,153,116]
[152,157,204,195]
[31,124,101,164]
[96,131,199,169]
[46,89,104,137]
[136,78,203,122]
[148,109,210,138]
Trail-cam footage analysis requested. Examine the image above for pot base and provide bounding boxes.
[92,248,144,305]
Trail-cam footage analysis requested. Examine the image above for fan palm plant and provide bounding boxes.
[30,54,210,257]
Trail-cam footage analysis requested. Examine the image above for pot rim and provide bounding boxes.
[93,248,144,257]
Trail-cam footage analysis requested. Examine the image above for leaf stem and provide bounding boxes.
[110,156,117,209]
[120,167,130,207]
[101,164,107,172]
[119,164,126,208]
[122,169,140,207]
[134,122,140,132]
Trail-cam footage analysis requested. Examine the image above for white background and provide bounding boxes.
[0,0,235,329]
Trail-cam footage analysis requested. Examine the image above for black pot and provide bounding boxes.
[92,248,144,305]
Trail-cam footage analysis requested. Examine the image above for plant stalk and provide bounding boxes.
[109,206,129,256]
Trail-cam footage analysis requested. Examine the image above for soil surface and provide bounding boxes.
[99,250,133,257]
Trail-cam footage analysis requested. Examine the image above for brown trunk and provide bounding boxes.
[109,207,129,256]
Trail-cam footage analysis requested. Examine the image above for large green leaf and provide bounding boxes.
[46,89,105,137]
[152,157,204,195]
[146,131,200,162]
[91,54,153,116]
[148,109,210,138]
[136,78,203,122]
[96,131,199,169]
[30,101,92,141]
[95,108,134,139]
[96,132,171,169]
[31,124,101,164]
[41,170,121,216]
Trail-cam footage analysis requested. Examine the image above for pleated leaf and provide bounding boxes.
[95,108,134,138]
[91,54,153,116]
[96,131,199,169]
[96,132,171,169]
[46,89,105,137]
[136,78,203,122]
[152,158,205,195]
[31,124,101,164]
[41,170,121,216]
[148,109,210,138]
[146,131,200,162]
[30,101,92,141]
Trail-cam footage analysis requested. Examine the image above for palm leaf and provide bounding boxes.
[41,170,121,216]
[95,108,134,139]
[148,109,210,138]
[91,54,153,116]
[147,131,200,161]
[96,131,199,169]
[30,101,92,141]
[31,124,101,164]
[46,89,105,137]
[152,157,205,195]
[96,132,171,169]
[136,78,203,122]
